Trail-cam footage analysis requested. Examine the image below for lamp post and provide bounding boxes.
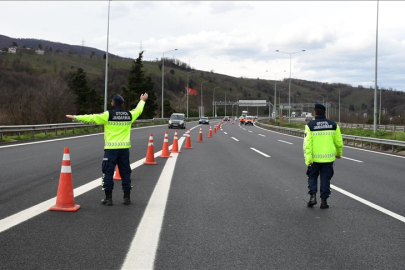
[225,91,230,117]
[373,0,379,133]
[161,49,178,118]
[104,0,111,112]
[201,80,209,117]
[266,70,286,119]
[213,87,219,117]
[276,49,305,123]
[236,94,240,117]
[186,70,194,118]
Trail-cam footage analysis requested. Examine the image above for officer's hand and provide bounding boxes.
[309,161,313,165]
[66,115,74,119]
[140,93,148,101]
[335,156,341,159]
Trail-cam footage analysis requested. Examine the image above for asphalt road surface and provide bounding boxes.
[1,120,405,269]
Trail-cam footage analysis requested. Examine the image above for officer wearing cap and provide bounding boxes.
[66,93,148,206]
[303,103,343,209]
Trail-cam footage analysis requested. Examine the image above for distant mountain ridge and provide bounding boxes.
[0,34,119,58]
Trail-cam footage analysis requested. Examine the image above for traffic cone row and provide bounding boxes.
[51,124,226,212]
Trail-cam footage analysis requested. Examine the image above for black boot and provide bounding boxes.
[307,193,317,207]
[101,190,113,206]
[320,198,329,209]
[123,191,131,205]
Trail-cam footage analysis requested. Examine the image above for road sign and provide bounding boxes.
[238,100,267,106]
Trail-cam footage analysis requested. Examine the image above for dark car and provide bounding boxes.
[223,116,230,121]
[199,117,209,125]
[168,113,186,129]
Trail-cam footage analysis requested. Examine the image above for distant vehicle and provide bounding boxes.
[291,112,296,117]
[223,116,230,121]
[199,117,209,125]
[305,113,313,121]
[301,112,309,117]
[245,116,254,125]
[241,110,248,118]
[254,116,258,120]
[168,113,186,129]
[239,116,245,124]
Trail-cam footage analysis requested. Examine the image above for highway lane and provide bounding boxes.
[1,120,405,269]
[154,121,405,269]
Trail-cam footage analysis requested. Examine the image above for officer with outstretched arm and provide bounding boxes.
[66,93,148,206]
[303,103,343,209]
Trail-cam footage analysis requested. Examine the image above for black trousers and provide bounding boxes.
[306,162,334,198]
[101,149,132,192]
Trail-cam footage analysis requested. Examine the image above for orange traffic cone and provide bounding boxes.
[144,133,157,165]
[113,166,121,180]
[170,130,181,153]
[208,126,213,138]
[198,127,203,142]
[184,129,193,149]
[159,131,172,158]
[49,148,80,212]
[214,125,217,134]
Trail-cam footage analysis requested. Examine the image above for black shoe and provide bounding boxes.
[320,198,329,209]
[101,190,113,206]
[123,191,131,205]
[307,193,317,207]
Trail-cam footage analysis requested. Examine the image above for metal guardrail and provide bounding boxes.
[255,121,405,155]
[0,117,226,140]
[338,123,405,132]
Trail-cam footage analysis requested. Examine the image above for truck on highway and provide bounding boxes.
[240,110,248,124]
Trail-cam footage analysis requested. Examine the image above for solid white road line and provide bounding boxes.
[250,147,270,157]
[341,156,363,162]
[121,138,184,270]
[331,184,405,224]
[0,143,172,234]
[258,134,266,137]
[278,140,293,145]
[232,137,239,141]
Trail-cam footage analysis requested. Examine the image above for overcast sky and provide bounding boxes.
[2,1,405,91]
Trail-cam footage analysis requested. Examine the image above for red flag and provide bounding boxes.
[186,87,197,96]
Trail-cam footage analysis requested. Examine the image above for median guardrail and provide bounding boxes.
[0,117,227,140]
[255,121,405,155]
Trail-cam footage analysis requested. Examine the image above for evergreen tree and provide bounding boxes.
[121,51,158,118]
[68,68,103,114]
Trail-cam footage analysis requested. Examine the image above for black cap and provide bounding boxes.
[314,103,326,111]
[113,94,125,103]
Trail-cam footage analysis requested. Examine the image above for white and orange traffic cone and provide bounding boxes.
[113,166,121,180]
[208,126,213,138]
[184,129,193,149]
[159,131,172,158]
[144,133,157,165]
[170,130,181,153]
[49,148,80,212]
[197,126,203,142]
[214,125,217,134]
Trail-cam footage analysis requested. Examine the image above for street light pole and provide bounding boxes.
[201,80,209,117]
[186,70,194,118]
[373,0,379,133]
[276,49,305,123]
[104,0,111,112]
[225,91,229,117]
[213,87,219,117]
[266,70,286,119]
[161,49,178,118]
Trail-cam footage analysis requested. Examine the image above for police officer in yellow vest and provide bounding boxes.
[66,93,148,206]
[303,103,343,209]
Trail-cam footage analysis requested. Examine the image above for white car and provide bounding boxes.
[305,113,313,121]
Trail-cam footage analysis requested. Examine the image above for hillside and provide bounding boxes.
[1,34,405,125]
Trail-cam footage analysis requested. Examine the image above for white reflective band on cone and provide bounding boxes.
[149,136,153,140]
[61,166,72,173]
[63,154,70,160]
[148,143,154,146]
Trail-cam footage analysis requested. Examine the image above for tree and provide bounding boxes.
[121,51,158,118]
[38,43,43,50]
[12,41,18,47]
[90,51,95,60]
[163,99,175,117]
[68,68,102,114]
